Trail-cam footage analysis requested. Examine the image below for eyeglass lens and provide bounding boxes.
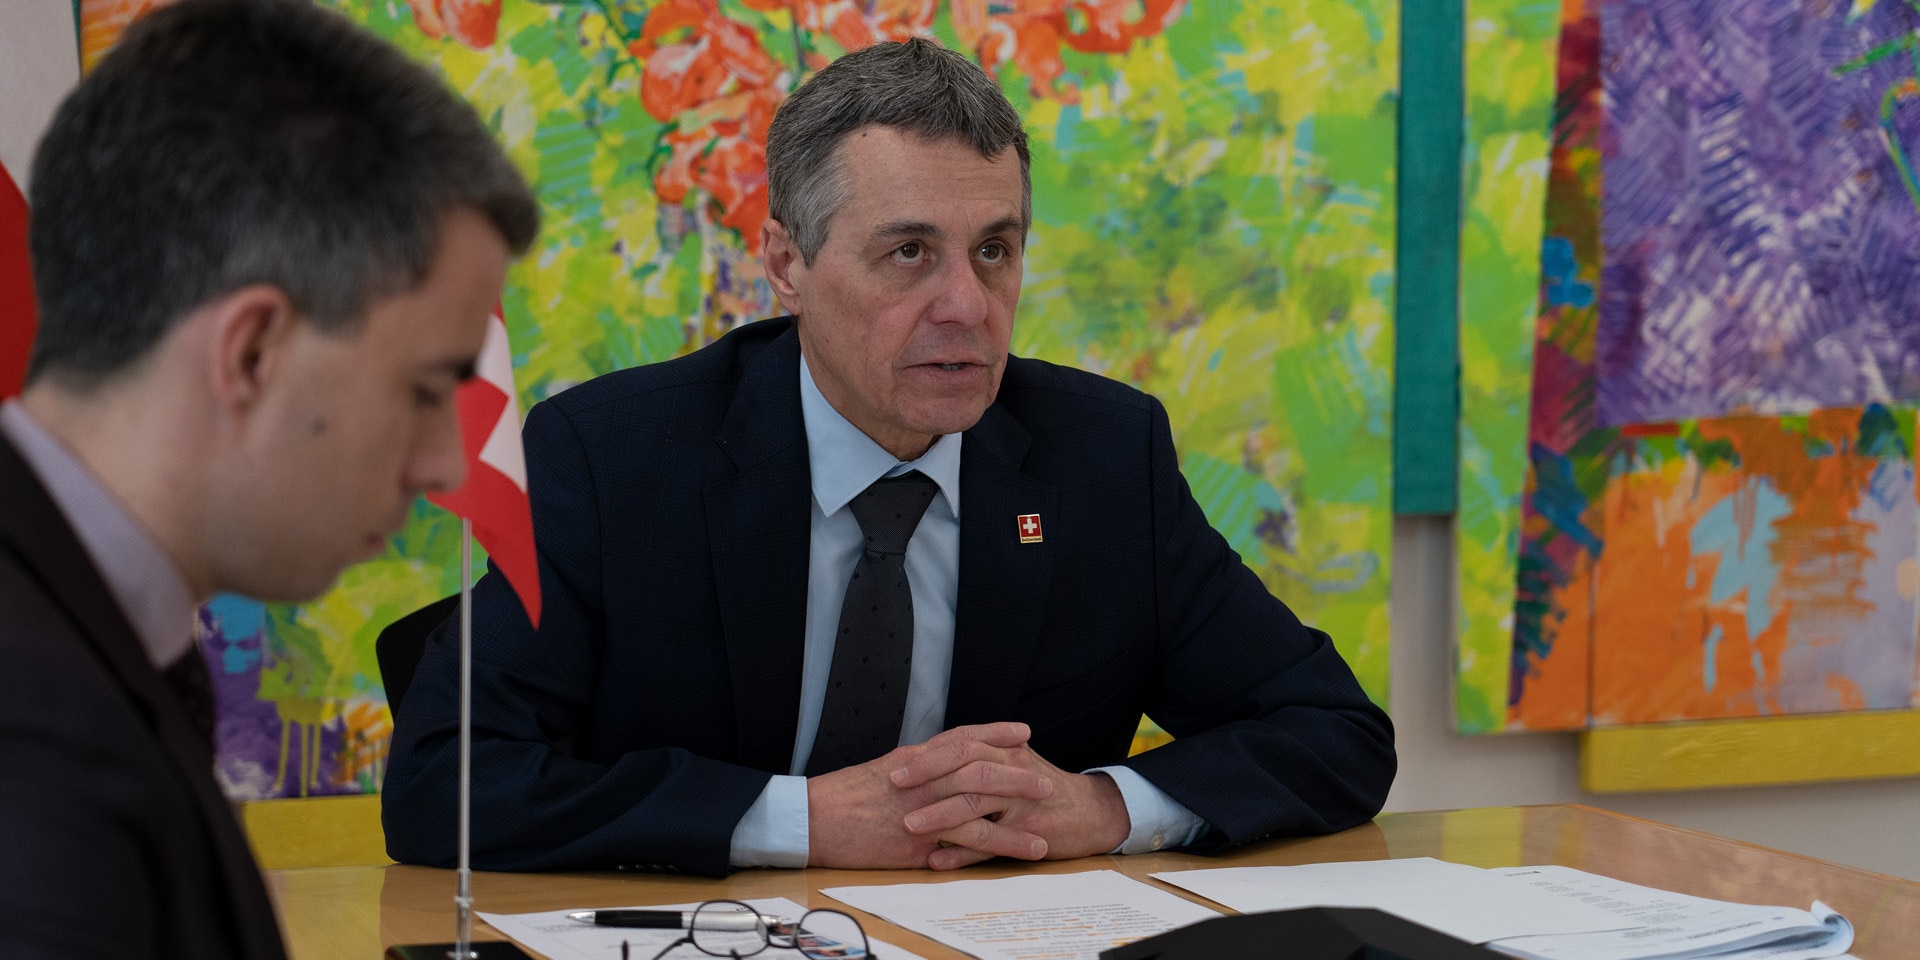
[690,902,770,957]
[795,909,871,959]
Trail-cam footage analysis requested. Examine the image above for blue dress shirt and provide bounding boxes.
[726,359,1207,867]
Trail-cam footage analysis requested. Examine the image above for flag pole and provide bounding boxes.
[390,305,536,959]
[456,517,475,959]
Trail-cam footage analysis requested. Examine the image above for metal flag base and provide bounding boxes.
[385,523,533,960]
[382,942,534,960]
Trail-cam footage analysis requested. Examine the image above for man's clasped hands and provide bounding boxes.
[806,722,1132,870]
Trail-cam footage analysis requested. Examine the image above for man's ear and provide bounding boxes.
[761,219,806,317]
[205,285,300,416]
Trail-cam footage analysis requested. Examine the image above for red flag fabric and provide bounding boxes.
[0,163,34,398]
[428,306,542,628]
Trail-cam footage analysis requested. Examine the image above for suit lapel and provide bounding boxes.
[945,403,1056,727]
[0,435,173,728]
[0,432,284,957]
[705,329,813,773]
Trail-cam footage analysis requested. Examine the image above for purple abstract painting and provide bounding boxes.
[1596,0,1920,427]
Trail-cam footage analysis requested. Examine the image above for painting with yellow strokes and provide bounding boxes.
[85,0,1399,799]
[1452,0,1562,734]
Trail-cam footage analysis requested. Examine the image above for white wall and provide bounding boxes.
[0,0,79,193]
[1382,515,1920,881]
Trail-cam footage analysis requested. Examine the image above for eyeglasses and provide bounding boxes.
[632,901,875,960]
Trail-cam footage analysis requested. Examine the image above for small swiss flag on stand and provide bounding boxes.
[427,305,542,628]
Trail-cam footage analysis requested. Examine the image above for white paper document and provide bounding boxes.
[478,897,927,960]
[1152,857,1632,944]
[822,869,1221,960]
[1485,866,1855,960]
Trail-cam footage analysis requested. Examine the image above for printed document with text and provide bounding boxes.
[823,870,1220,960]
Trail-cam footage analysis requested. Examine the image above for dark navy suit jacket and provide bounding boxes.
[383,318,1394,877]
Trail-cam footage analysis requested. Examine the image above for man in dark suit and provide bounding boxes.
[0,2,538,957]
[384,38,1394,879]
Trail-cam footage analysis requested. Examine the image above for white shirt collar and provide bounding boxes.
[0,399,198,668]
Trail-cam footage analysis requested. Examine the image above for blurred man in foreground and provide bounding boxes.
[0,1,538,956]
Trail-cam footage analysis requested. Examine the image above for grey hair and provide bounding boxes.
[765,37,1031,263]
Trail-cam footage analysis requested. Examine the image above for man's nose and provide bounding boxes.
[409,401,470,496]
[927,250,991,326]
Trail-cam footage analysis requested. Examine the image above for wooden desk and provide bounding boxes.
[267,804,1920,959]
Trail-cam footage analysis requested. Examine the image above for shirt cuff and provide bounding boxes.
[1085,765,1208,855]
[727,775,810,868]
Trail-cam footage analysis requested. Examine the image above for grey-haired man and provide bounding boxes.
[386,37,1393,877]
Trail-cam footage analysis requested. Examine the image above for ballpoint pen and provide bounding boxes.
[567,909,785,931]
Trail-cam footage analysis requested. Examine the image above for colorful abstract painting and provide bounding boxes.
[1586,410,1919,722]
[1502,404,1920,729]
[1461,0,1920,733]
[79,0,165,71]
[1595,0,1920,428]
[1449,0,1600,734]
[1453,0,1564,734]
[80,0,1398,796]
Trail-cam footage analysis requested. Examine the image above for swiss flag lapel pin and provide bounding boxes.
[1017,513,1043,544]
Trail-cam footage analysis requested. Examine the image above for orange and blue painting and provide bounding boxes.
[83,0,1400,796]
[1460,0,1920,732]
[1533,409,1920,728]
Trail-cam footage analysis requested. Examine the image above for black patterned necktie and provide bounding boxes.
[164,646,217,750]
[806,471,941,776]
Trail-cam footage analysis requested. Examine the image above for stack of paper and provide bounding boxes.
[1486,866,1854,960]
[1149,857,1630,944]
[1151,859,1856,960]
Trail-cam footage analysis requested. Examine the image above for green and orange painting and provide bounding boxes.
[87,0,1398,798]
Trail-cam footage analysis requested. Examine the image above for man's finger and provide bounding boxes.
[890,731,1031,788]
[915,760,1054,805]
[928,843,1000,871]
[887,740,984,788]
[903,788,1027,836]
[931,816,1047,864]
[924,721,1031,750]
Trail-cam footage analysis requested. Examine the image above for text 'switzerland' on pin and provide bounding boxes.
[1017,513,1043,544]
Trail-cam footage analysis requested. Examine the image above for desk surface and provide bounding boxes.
[267,804,1920,959]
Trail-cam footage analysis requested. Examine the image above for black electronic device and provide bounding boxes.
[1100,907,1507,960]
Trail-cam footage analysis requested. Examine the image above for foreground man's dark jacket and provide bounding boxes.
[0,436,287,960]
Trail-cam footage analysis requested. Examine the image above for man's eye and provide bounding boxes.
[893,241,924,263]
[979,241,1008,263]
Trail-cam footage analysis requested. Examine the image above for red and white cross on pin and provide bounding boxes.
[1017,513,1044,544]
